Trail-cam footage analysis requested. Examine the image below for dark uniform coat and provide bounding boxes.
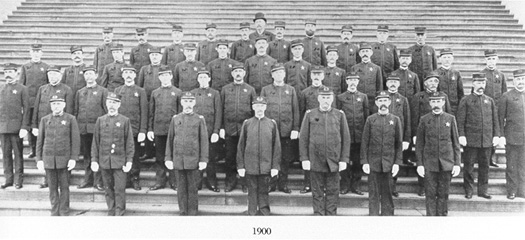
[408,44,438,89]
[498,89,525,145]
[36,113,80,169]
[323,66,346,96]
[61,63,87,97]
[137,64,166,99]
[162,42,186,68]
[114,84,148,136]
[190,87,222,137]
[436,67,464,114]
[336,42,359,73]
[284,59,311,95]
[390,67,421,103]
[91,114,135,169]
[196,40,219,65]
[249,30,275,42]
[350,61,383,100]
[74,85,108,134]
[260,84,300,137]
[93,43,114,74]
[361,113,403,172]
[457,94,500,148]
[32,83,74,128]
[19,61,49,107]
[411,91,452,137]
[148,86,182,136]
[0,82,30,133]
[300,85,336,120]
[245,54,278,94]
[207,58,240,92]
[480,67,507,102]
[99,61,125,92]
[302,36,327,66]
[230,39,256,63]
[371,42,399,78]
[165,113,209,170]
[337,90,369,144]
[388,92,411,142]
[130,42,154,72]
[221,82,257,137]
[173,60,206,91]
[267,39,291,63]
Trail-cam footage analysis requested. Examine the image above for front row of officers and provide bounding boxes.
[1,59,525,216]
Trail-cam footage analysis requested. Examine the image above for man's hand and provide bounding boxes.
[492,137,499,147]
[499,137,506,147]
[19,129,28,139]
[91,162,99,172]
[32,128,39,137]
[147,131,155,141]
[219,129,225,139]
[67,159,76,171]
[211,133,219,143]
[290,131,299,140]
[362,164,370,174]
[270,169,278,177]
[412,136,416,145]
[417,166,425,178]
[402,141,409,151]
[301,161,310,171]
[338,162,347,172]
[392,164,399,177]
[198,162,207,170]
[237,168,246,177]
[122,162,132,173]
[459,136,467,146]
[36,160,44,172]
[451,165,461,177]
[137,133,146,142]
[165,161,174,170]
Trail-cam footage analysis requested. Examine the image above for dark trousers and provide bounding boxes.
[1,133,24,185]
[225,136,241,188]
[368,171,394,216]
[177,169,199,215]
[127,137,141,184]
[143,137,155,157]
[340,143,362,191]
[269,138,295,189]
[153,135,176,187]
[101,168,127,216]
[45,168,70,216]
[246,174,271,215]
[310,171,340,216]
[199,140,219,188]
[425,170,452,216]
[28,108,37,154]
[463,147,491,195]
[506,144,525,197]
[80,134,102,186]
[392,147,415,193]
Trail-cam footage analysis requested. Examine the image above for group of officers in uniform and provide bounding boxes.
[1,12,525,217]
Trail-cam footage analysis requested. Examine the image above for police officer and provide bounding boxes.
[165,92,209,216]
[284,39,311,96]
[93,27,114,76]
[99,43,126,92]
[196,23,219,65]
[147,66,182,191]
[337,73,369,195]
[0,63,30,189]
[173,43,206,91]
[350,42,383,111]
[190,68,222,192]
[408,27,438,90]
[302,19,326,67]
[244,36,277,95]
[137,46,166,100]
[371,25,399,82]
[231,22,256,63]
[390,49,421,104]
[20,43,49,158]
[498,69,525,200]
[361,91,403,216]
[114,65,148,191]
[61,45,87,98]
[324,45,346,95]
[300,86,350,215]
[74,65,108,191]
[130,28,155,72]
[207,39,240,92]
[249,12,275,42]
[237,96,281,215]
[436,48,464,115]
[457,73,500,200]
[300,66,337,125]
[162,24,186,68]
[261,63,300,193]
[336,25,359,73]
[415,92,461,216]
[221,63,257,192]
[91,92,135,216]
[267,21,291,63]
[36,95,80,216]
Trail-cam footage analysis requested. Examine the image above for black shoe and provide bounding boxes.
[94,184,104,191]
[28,152,36,158]
[132,182,142,191]
[478,193,492,199]
[507,193,516,200]
[1,183,13,189]
[209,185,220,192]
[170,185,177,191]
[465,193,473,199]
[242,186,248,193]
[278,187,291,194]
[392,191,399,197]
[300,186,311,194]
[417,189,425,197]
[340,189,349,195]
[77,182,92,189]
[351,189,364,196]
[39,183,48,189]
[268,186,276,193]
[149,184,164,191]
[224,185,234,192]
[15,184,22,189]
[489,161,499,167]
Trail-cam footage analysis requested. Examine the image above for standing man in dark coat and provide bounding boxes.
[130,28,154,73]
[231,22,256,63]
[61,45,87,99]
[173,43,206,91]
[162,24,186,68]
[93,27,114,76]
[245,36,277,95]
[284,39,311,96]
[324,45,346,96]
[336,25,359,73]
[249,12,275,42]
[390,49,420,104]
[267,21,291,63]
[302,19,326,67]
[99,43,126,92]
[371,25,399,83]
[350,42,383,111]
[436,48,464,115]
[196,23,219,65]
[207,39,239,92]
[408,27,438,90]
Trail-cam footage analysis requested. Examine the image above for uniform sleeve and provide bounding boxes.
[456,97,467,136]
[363,95,370,121]
[148,94,155,132]
[450,116,461,166]
[165,117,175,162]
[129,47,136,66]
[199,116,209,163]
[236,120,248,170]
[444,94,452,114]
[230,42,238,61]
[414,75,421,94]
[139,89,148,133]
[125,118,135,163]
[213,92,222,134]
[69,116,81,161]
[161,46,168,65]
[360,117,371,165]
[306,64,312,87]
[61,69,67,85]
[36,116,46,161]
[244,59,251,84]
[501,74,508,94]
[21,86,31,130]
[339,111,351,164]
[431,49,438,71]
[299,91,307,121]
[99,65,109,88]
[415,117,426,166]
[137,66,146,87]
[299,112,310,161]
[73,90,80,117]
[291,88,301,131]
[220,89,226,129]
[393,46,400,71]
[32,87,42,128]
[91,118,101,163]
[410,94,420,137]
[93,48,100,71]
[491,98,501,137]
[320,42,327,66]
[271,121,282,170]
[497,94,507,138]
[376,66,383,91]
[19,65,27,85]
[65,87,74,114]
[172,64,180,88]
[394,116,403,165]
[101,89,108,113]
[403,97,411,142]
[457,73,464,102]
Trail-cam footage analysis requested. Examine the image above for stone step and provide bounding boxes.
[25,0,505,4]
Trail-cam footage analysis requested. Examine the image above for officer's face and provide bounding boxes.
[346,78,359,89]
[429,99,445,112]
[102,32,113,43]
[111,50,124,61]
[399,56,412,67]
[206,28,217,40]
[291,46,304,58]
[255,40,268,53]
[30,49,43,62]
[326,51,338,63]
[252,103,267,117]
[71,50,83,63]
[181,99,196,113]
[197,73,211,87]
[424,78,439,91]
[386,80,400,92]
[513,76,525,91]
[271,69,285,84]
[4,70,17,83]
[305,24,316,36]
[485,56,498,69]
[106,99,120,114]
[376,31,389,43]
[341,31,352,42]
[136,33,148,43]
[149,52,162,65]
[216,45,229,58]
[318,94,333,110]
[171,31,183,42]
[375,97,391,111]
[84,70,97,84]
[159,73,172,86]
[184,49,197,60]
[240,28,250,39]
[359,49,373,61]
[416,33,426,44]
[311,72,324,86]
[472,80,486,94]
[232,69,246,82]
[275,27,285,38]
[254,19,266,31]
[50,101,66,114]
[47,71,62,85]
[439,54,454,67]
[122,70,136,85]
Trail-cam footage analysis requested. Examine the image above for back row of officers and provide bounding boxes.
[1,12,524,217]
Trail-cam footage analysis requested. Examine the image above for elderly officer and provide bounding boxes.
[207,39,240,92]
[173,43,206,91]
[196,23,219,65]
[221,63,257,192]
[36,95,80,216]
[249,12,275,42]
[371,25,399,82]
[300,86,350,215]
[130,28,155,72]
[336,25,359,73]
[351,42,383,111]
[165,92,208,216]
[390,49,420,104]
[62,45,87,98]
[93,27,114,75]
[137,46,166,100]
[231,22,256,63]
[0,63,30,189]
[114,65,148,191]
[302,19,326,67]
[457,73,500,199]
[337,72,369,195]
[408,27,438,90]
[162,24,186,68]
[416,92,461,216]
[498,69,525,200]
[147,66,181,191]
[284,39,312,96]
[190,68,222,192]
[324,45,346,95]
[267,21,291,63]
[99,43,126,92]
[245,36,278,95]
[300,66,337,123]
[261,63,300,193]
[436,48,464,115]
[91,92,134,216]
[20,43,49,158]
[74,65,107,191]
[237,96,281,215]
[361,91,403,216]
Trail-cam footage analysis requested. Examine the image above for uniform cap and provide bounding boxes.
[346,71,359,80]
[341,24,353,32]
[197,67,211,76]
[205,23,217,30]
[415,27,427,34]
[305,19,317,25]
[290,39,304,48]
[513,69,525,77]
[254,36,268,43]
[386,74,400,82]
[102,27,113,33]
[239,22,251,29]
[484,49,497,57]
[3,63,18,71]
[183,43,197,50]
[377,25,389,32]
[274,21,286,29]
[172,24,183,32]
[311,65,324,73]
[399,49,412,57]
[375,91,390,100]
[472,73,486,82]
[49,95,65,103]
[47,65,61,73]
[106,92,121,102]
[110,43,124,51]
[70,45,83,53]
[148,46,162,54]
[121,64,136,72]
[31,44,42,50]
[252,96,267,105]
[424,72,440,82]
[216,39,229,47]
[158,65,172,75]
[439,48,453,56]
[326,45,338,53]
[318,86,333,95]
[231,62,245,71]
[359,42,372,51]
[253,12,267,22]
[181,92,196,100]
[82,65,96,73]
[270,63,285,72]
[136,28,147,34]
[428,91,446,100]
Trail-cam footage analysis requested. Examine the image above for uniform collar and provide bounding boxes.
[108,112,118,117]
[86,83,97,88]
[319,107,332,112]
[52,111,64,117]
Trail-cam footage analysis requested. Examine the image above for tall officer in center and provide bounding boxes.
[99,43,126,92]
[351,42,383,112]
[245,36,277,95]
[336,25,359,73]
[207,39,240,92]
[231,22,256,64]
[267,21,291,64]
[196,23,219,65]
[162,24,186,68]
[371,25,399,83]
[93,27,114,76]
[435,48,464,115]
[408,27,438,90]
[61,45,87,100]
[302,19,326,67]
[130,28,154,73]
[173,43,206,91]
[324,45,347,96]
[284,39,312,96]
